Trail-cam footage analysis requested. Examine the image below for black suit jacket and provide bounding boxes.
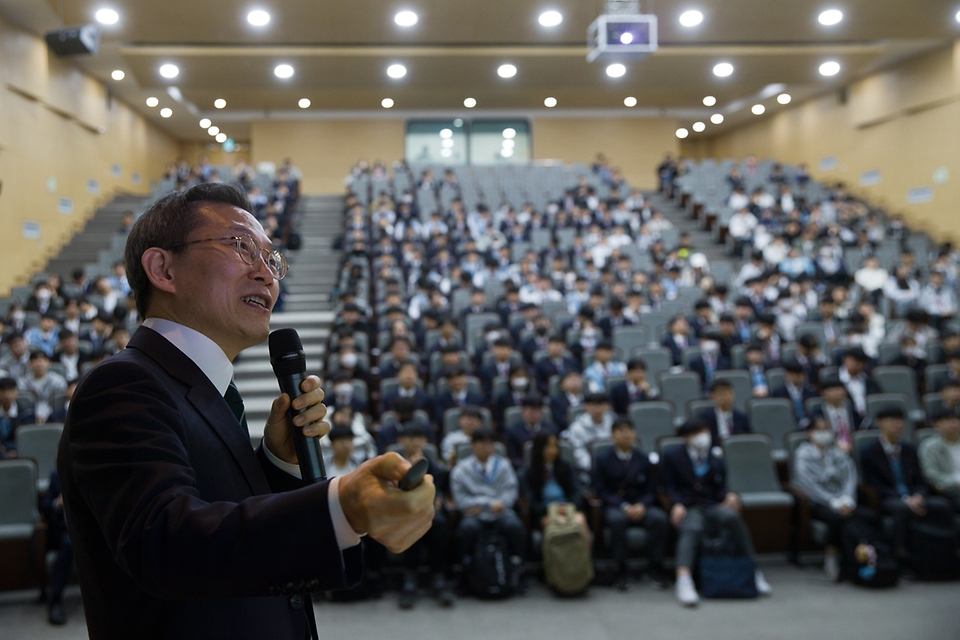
[860,439,929,501]
[689,354,732,390]
[533,355,579,395]
[609,381,653,416]
[598,315,635,339]
[382,388,432,414]
[58,327,361,640]
[661,445,727,508]
[771,384,818,423]
[697,408,751,448]
[594,448,657,509]
[432,389,486,425]
[505,421,557,468]
[661,334,692,366]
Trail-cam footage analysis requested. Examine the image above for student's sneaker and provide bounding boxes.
[398,585,417,610]
[432,575,456,608]
[48,601,67,626]
[675,575,699,607]
[823,554,840,582]
[754,570,772,596]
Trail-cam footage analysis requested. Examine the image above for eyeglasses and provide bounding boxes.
[167,234,288,280]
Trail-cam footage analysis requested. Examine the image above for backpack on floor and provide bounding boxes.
[697,512,758,599]
[910,522,959,581]
[841,515,899,588]
[542,503,593,596]
[464,523,514,599]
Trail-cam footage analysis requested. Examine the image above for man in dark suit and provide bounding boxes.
[609,359,656,415]
[381,362,432,414]
[697,380,751,447]
[771,360,818,427]
[477,337,517,399]
[324,372,369,416]
[550,371,585,431]
[58,183,435,640]
[0,377,36,458]
[860,407,955,559]
[519,316,554,365]
[661,316,694,366]
[432,367,485,426]
[688,332,731,391]
[838,347,882,419]
[493,366,534,431]
[504,395,556,468]
[594,419,669,590]
[598,297,635,339]
[533,334,579,396]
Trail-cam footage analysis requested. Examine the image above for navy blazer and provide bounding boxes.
[609,381,653,416]
[593,448,658,509]
[432,389,486,425]
[689,354,732,390]
[534,356,580,395]
[697,408,751,448]
[661,334,693,366]
[860,438,929,501]
[661,444,727,508]
[381,388,432,414]
[59,327,361,640]
[504,421,557,468]
[598,315,635,339]
[771,384,818,423]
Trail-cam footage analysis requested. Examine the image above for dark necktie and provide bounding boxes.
[224,381,250,437]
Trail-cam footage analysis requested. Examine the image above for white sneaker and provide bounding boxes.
[754,570,772,596]
[824,554,840,582]
[675,575,700,607]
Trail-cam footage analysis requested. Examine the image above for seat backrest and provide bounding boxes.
[464,312,501,351]
[612,325,650,354]
[658,371,702,419]
[630,346,672,381]
[924,364,951,394]
[873,366,920,409]
[455,441,506,464]
[658,436,685,454]
[865,393,913,439]
[387,443,440,467]
[522,438,574,468]
[14,424,64,487]
[765,368,785,393]
[723,434,781,494]
[784,431,810,482]
[922,393,942,423]
[852,430,880,475]
[687,398,716,421]
[713,370,752,413]
[627,401,675,447]
[443,407,493,437]
[0,459,39,527]
[913,428,937,448]
[747,398,798,452]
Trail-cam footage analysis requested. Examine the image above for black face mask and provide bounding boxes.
[536,326,549,336]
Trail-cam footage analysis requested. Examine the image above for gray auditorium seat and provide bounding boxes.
[723,434,794,509]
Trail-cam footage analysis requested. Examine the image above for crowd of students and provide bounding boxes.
[326,155,960,608]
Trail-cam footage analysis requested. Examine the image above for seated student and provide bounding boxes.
[689,332,731,391]
[323,426,359,477]
[395,423,455,610]
[772,360,818,427]
[19,351,67,424]
[860,407,955,561]
[322,403,378,464]
[505,395,556,468]
[41,470,72,626]
[325,371,368,414]
[0,377,36,457]
[519,316,555,365]
[793,416,865,580]
[534,334,580,396]
[929,379,960,422]
[440,407,484,466]
[478,337,517,399]
[433,367,485,425]
[451,428,526,588]
[381,362,431,414]
[918,409,960,512]
[662,420,771,607]
[550,371,585,430]
[594,419,670,590]
[582,341,627,393]
[520,432,589,539]
[662,316,694,366]
[493,366,534,431]
[379,337,417,380]
[742,343,771,397]
[609,359,657,416]
[810,375,862,453]
[25,313,60,357]
[697,380,751,448]
[563,392,616,480]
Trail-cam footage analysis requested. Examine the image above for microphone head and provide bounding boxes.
[269,328,306,376]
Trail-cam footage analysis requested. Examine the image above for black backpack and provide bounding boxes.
[841,515,899,588]
[697,514,757,599]
[464,524,514,599]
[910,522,959,581]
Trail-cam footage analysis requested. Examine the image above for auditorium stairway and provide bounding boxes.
[644,190,738,280]
[236,195,343,437]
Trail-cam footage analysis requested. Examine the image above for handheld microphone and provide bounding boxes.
[269,328,327,483]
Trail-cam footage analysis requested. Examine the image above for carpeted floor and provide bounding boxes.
[3,561,958,640]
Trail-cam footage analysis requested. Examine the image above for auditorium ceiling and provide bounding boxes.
[1,0,956,142]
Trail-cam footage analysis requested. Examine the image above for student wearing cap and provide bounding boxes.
[860,407,955,558]
[918,409,960,512]
[504,395,556,469]
[662,420,770,607]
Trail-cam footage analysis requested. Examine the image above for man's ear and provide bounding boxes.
[141,248,177,295]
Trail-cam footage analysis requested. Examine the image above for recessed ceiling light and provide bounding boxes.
[208,126,220,136]
[501,148,515,158]
[95,8,119,25]
[199,118,211,128]
[214,98,227,109]
[620,32,634,44]
[956,9,960,22]
[623,96,638,107]
[159,64,179,79]
[216,132,227,143]
[692,121,706,132]
[606,63,626,78]
[702,95,717,106]
[159,108,173,118]
[539,10,563,27]
[395,10,418,27]
[679,10,704,27]
[502,139,515,150]
[440,128,453,139]
[247,10,270,26]
[819,60,841,76]
[381,97,395,108]
[710,113,724,124]
[818,9,843,26]
[503,128,517,139]
[145,97,159,107]
[544,97,558,108]
[777,93,792,104]
[298,98,311,108]
[463,97,477,108]
[498,64,517,78]
[440,148,453,158]
[751,104,766,115]
[441,139,454,149]
[111,70,124,81]
[387,64,407,79]
[676,128,689,139]
[274,64,294,79]
[713,62,734,77]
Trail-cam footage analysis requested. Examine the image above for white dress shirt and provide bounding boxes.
[142,318,361,549]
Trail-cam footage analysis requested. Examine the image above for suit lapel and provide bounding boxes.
[128,328,271,495]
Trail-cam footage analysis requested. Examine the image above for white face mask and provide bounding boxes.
[690,432,711,452]
[511,377,529,390]
[340,353,358,368]
[334,384,353,396]
[701,341,719,355]
[811,430,835,447]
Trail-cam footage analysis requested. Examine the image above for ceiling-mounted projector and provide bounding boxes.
[45,24,101,56]
[587,3,658,63]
